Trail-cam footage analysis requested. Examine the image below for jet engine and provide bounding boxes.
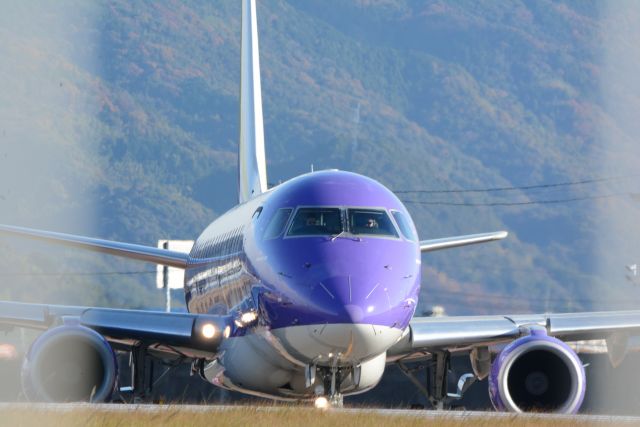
[21,325,118,402]
[489,329,585,413]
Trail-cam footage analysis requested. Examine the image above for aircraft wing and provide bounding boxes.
[0,300,229,357]
[0,224,189,268]
[420,231,508,252]
[389,310,640,357]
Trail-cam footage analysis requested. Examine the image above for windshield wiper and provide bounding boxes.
[330,231,361,242]
[331,230,346,241]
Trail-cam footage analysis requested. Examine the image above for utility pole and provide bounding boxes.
[163,241,170,313]
[157,239,193,312]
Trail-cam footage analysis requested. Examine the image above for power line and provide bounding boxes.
[402,192,635,207]
[393,175,637,195]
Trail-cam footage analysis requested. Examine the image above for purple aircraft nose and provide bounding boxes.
[311,274,415,327]
[247,170,422,331]
[257,236,420,330]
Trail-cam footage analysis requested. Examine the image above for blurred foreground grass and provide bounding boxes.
[0,405,634,427]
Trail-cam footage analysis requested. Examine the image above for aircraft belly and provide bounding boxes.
[207,324,402,399]
[208,330,304,399]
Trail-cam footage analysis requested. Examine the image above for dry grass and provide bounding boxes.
[0,405,635,427]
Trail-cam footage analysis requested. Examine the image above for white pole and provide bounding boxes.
[163,241,170,312]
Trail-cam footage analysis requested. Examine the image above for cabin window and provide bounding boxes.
[264,208,293,239]
[391,211,418,241]
[287,208,343,236]
[347,209,398,238]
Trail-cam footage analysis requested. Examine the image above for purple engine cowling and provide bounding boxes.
[22,325,118,402]
[489,328,586,414]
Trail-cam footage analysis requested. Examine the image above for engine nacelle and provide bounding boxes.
[489,329,585,413]
[22,325,118,402]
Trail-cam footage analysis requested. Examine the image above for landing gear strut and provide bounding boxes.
[313,362,345,408]
[117,344,154,402]
[397,351,476,410]
[327,364,343,407]
[117,344,185,403]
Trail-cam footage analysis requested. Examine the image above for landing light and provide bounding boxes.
[314,396,329,410]
[240,311,258,324]
[201,323,217,339]
[235,310,258,328]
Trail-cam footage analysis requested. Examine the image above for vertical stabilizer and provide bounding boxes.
[238,0,268,204]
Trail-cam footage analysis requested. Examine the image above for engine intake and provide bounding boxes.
[489,329,585,413]
[22,325,117,402]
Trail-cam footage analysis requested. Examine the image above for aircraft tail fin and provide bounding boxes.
[238,0,268,204]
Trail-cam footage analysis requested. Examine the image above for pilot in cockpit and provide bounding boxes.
[365,217,379,229]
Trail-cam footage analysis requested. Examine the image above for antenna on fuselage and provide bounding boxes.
[238,0,268,204]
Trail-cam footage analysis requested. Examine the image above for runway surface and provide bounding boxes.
[1,402,640,424]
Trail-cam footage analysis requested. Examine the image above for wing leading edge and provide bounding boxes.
[0,224,189,268]
[0,301,229,356]
[419,231,508,252]
[389,310,640,357]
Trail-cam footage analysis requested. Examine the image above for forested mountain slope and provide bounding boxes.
[1,1,639,315]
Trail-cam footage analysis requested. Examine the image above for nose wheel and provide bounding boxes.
[314,393,343,409]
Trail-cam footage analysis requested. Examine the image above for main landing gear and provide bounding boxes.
[397,351,477,410]
[116,344,186,403]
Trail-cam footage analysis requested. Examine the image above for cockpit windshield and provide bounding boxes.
[347,209,399,237]
[283,207,400,239]
[287,208,343,236]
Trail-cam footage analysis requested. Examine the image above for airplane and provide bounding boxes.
[1,0,640,413]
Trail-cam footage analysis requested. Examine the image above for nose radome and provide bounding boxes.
[323,275,357,305]
[272,323,404,365]
[319,275,393,320]
[344,304,364,323]
[275,272,406,361]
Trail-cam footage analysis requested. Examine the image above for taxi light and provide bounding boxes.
[314,396,329,409]
[201,323,217,339]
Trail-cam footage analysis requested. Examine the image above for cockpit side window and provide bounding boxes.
[263,208,292,240]
[391,210,418,241]
[347,209,399,237]
[287,208,343,236]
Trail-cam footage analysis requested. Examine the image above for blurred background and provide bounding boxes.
[0,0,639,413]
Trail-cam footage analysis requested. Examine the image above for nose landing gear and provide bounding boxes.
[313,362,345,408]
[307,352,384,408]
[327,364,344,407]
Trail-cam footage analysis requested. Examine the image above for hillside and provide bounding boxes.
[1,1,639,315]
